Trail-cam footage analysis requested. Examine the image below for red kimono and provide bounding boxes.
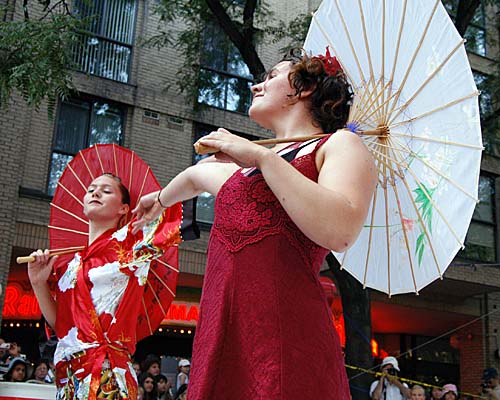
[53,205,182,400]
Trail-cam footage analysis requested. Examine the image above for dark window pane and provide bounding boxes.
[226,77,253,113]
[196,192,216,224]
[465,25,486,56]
[462,222,496,262]
[473,176,495,223]
[198,21,253,113]
[48,98,124,194]
[48,153,74,195]
[71,0,136,82]
[54,101,90,153]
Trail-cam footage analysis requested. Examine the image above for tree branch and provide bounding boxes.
[455,0,482,36]
[205,0,265,77]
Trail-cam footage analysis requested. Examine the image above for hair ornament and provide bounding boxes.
[314,46,343,76]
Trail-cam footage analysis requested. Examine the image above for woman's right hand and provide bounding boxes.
[131,190,163,234]
[27,249,57,287]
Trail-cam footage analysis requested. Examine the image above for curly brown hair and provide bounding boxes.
[281,48,352,133]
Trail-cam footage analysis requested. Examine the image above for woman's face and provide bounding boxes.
[35,362,48,380]
[10,363,26,382]
[249,61,294,129]
[444,392,457,400]
[143,376,154,393]
[431,387,442,399]
[411,389,426,400]
[147,362,160,376]
[83,175,129,222]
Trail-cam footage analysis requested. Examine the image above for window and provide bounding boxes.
[473,71,499,157]
[198,22,253,113]
[193,124,259,224]
[48,97,125,195]
[72,0,137,83]
[443,0,487,56]
[460,175,496,262]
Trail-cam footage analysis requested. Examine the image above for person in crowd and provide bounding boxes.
[440,383,458,400]
[133,47,376,400]
[370,356,411,400]
[175,384,188,400]
[139,372,159,400]
[3,342,22,365]
[482,368,500,400]
[28,359,53,383]
[410,385,426,400]
[156,373,174,400]
[143,354,161,376]
[430,386,442,400]
[176,359,190,391]
[132,360,142,379]
[27,173,182,399]
[2,356,30,382]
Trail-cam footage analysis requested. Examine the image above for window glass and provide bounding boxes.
[198,21,253,113]
[193,124,259,224]
[48,98,125,195]
[459,175,496,262]
[72,0,137,83]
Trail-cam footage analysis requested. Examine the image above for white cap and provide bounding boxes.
[178,359,191,367]
[381,356,399,371]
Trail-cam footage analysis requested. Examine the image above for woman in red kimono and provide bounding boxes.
[28,173,182,399]
[133,49,378,399]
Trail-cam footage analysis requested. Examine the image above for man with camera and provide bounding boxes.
[370,356,411,400]
[482,368,500,400]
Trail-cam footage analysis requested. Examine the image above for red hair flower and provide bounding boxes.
[314,46,342,76]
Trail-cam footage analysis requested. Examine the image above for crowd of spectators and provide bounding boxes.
[0,336,191,399]
[369,356,500,400]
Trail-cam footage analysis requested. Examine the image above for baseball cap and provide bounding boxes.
[178,359,190,367]
[381,356,400,372]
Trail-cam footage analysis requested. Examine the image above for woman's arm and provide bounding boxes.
[199,129,377,252]
[27,250,57,329]
[132,160,237,234]
[258,130,377,251]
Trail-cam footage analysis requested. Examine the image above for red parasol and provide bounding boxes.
[49,143,181,340]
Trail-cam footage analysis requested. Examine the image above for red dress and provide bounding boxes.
[188,137,350,400]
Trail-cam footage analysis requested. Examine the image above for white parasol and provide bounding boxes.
[304,0,483,295]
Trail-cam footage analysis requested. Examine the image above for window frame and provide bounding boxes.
[192,123,259,226]
[458,173,498,263]
[46,95,127,195]
[71,0,138,83]
[197,21,254,114]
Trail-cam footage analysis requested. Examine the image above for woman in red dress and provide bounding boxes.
[133,48,378,400]
[28,173,182,399]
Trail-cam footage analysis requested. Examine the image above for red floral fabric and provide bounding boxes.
[53,205,182,400]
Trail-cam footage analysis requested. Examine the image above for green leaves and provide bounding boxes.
[0,12,82,118]
[413,183,436,265]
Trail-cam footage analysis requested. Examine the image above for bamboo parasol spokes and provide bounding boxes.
[302,0,483,295]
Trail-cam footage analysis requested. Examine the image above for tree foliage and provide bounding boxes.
[0,1,82,117]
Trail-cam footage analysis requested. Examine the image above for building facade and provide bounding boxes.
[0,0,499,397]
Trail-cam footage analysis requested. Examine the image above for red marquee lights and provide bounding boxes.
[2,285,41,320]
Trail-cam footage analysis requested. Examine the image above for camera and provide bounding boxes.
[386,368,397,376]
[0,343,11,350]
[481,382,490,394]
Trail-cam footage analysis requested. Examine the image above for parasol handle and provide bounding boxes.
[193,127,389,155]
[16,246,85,264]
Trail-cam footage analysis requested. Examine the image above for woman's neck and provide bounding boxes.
[272,105,322,140]
[88,220,119,245]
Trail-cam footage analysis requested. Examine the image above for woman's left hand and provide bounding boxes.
[195,128,270,169]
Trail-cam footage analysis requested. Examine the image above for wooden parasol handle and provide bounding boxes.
[193,128,388,155]
[16,246,85,264]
